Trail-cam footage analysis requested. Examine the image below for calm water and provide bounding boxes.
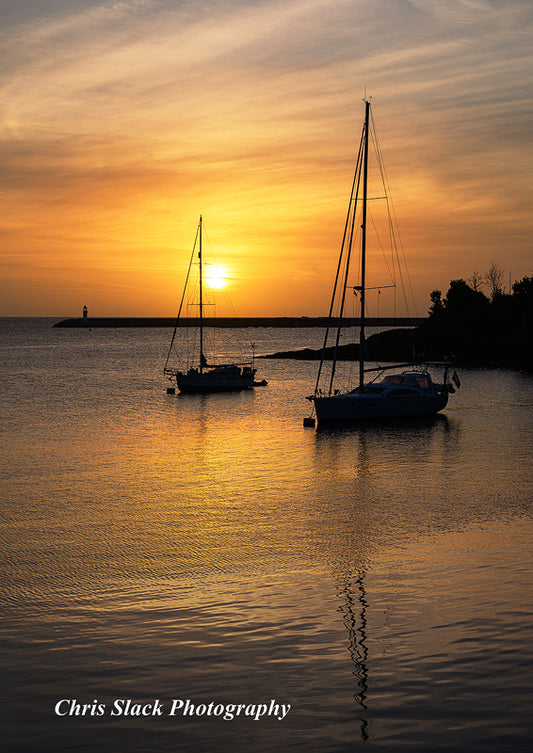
[1,318,532,753]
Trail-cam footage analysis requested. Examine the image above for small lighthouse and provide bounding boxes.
[83,305,88,322]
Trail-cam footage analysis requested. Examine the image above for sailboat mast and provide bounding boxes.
[359,99,370,390]
[199,214,204,373]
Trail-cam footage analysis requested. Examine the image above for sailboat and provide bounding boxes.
[164,216,261,393]
[307,100,458,425]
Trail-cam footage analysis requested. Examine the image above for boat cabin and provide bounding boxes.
[350,370,443,397]
[382,373,433,391]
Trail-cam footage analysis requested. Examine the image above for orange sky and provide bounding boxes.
[1,0,532,317]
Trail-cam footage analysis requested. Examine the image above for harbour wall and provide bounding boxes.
[53,316,424,328]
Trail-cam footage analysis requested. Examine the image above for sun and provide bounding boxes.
[205,263,228,289]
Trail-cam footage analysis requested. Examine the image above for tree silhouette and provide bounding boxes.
[418,272,532,367]
[484,261,505,300]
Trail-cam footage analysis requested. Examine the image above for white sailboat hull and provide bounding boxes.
[313,390,448,424]
[175,365,256,393]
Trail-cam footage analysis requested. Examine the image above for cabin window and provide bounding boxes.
[387,388,419,397]
[383,375,413,386]
[413,376,430,389]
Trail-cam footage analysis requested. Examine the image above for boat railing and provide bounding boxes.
[363,361,452,374]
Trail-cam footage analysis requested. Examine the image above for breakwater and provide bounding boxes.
[53,316,424,328]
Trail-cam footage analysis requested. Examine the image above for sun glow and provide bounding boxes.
[205,264,228,289]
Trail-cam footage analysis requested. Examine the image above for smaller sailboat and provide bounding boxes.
[164,216,260,393]
[307,99,458,425]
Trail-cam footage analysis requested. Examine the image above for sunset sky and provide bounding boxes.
[1,0,531,317]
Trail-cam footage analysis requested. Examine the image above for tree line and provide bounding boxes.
[417,263,533,368]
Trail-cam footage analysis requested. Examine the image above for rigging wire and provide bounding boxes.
[164,222,200,373]
[314,100,421,398]
[314,129,365,397]
[165,218,253,373]
[369,108,418,316]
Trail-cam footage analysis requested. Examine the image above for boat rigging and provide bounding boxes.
[305,99,459,425]
[164,216,265,394]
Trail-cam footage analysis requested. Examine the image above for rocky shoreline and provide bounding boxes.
[260,323,532,370]
[259,328,418,362]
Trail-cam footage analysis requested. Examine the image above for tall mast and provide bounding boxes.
[359,99,370,389]
[198,214,204,373]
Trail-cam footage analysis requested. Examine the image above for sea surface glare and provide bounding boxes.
[1,318,532,752]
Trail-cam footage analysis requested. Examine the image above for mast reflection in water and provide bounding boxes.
[337,570,370,741]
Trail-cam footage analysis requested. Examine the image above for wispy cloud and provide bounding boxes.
[1,0,532,314]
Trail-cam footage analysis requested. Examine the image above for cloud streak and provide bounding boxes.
[1,0,532,315]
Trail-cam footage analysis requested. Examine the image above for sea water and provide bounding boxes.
[1,318,532,752]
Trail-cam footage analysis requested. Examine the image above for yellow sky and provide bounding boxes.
[1,0,532,316]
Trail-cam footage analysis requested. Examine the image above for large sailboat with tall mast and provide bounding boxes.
[164,216,260,393]
[307,99,458,425]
